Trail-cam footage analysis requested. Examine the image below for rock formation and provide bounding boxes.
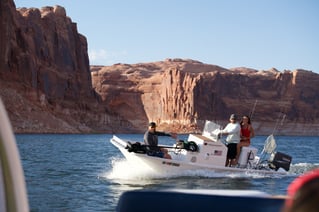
[0,0,108,133]
[1,0,319,135]
[92,59,319,135]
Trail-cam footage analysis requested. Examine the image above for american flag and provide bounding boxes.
[214,150,222,156]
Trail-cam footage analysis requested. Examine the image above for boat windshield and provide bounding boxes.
[202,120,221,140]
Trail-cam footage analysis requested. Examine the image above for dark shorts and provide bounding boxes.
[147,151,164,158]
[227,143,237,159]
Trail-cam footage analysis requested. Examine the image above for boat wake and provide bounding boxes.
[105,157,158,180]
[290,162,319,174]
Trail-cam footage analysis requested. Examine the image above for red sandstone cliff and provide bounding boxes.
[92,59,319,135]
[1,0,319,135]
[0,0,110,133]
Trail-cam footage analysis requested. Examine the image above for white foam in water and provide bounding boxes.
[289,163,319,175]
[105,158,154,180]
[103,158,318,182]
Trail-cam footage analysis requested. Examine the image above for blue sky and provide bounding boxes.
[14,0,319,73]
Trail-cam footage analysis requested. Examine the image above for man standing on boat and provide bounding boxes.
[144,122,177,159]
[218,114,241,167]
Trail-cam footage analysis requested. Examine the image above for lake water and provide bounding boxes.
[16,134,319,212]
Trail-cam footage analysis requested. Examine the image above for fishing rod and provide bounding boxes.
[272,113,286,135]
[249,99,258,121]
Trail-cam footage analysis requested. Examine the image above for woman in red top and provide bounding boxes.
[236,115,255,162]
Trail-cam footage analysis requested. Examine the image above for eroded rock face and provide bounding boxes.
[1,2,92,101]
[92,59,319,135]
[0,0,106,133]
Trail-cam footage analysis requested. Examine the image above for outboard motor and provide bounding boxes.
[269,152,292,171]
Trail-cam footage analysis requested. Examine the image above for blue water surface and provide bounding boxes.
[15,134,319,212]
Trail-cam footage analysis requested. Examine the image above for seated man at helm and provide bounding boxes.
[144,122,177,159]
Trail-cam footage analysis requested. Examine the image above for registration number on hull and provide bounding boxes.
[162,161,180,167]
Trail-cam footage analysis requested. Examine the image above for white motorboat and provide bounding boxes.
[110,121,292,175]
